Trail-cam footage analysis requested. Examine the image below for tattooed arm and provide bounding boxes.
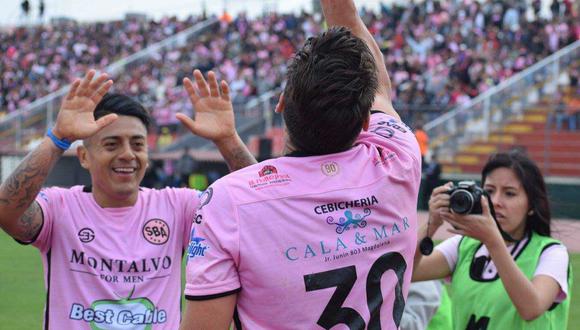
[0,70,116,242]
[214,134,257,172]
[0,139,62,241]
[177,69,257,173]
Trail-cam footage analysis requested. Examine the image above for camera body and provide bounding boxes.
[447,181,487,215]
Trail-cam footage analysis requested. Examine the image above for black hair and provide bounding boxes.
[482,151,551,236]
[94,93,151,129]
[283,26,378,155]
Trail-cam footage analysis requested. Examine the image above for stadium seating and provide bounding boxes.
[441,86,580,177]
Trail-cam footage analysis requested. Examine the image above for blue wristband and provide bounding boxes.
[47,128,72,151]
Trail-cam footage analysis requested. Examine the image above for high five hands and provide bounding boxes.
[177,70,237,144]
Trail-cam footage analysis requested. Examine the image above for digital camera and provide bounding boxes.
[447,181,487,215]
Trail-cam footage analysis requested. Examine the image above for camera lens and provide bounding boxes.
[450,190,474,214]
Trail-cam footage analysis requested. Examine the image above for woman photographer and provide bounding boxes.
[413,151,572,329]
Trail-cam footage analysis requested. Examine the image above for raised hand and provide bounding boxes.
[427,182,453,227]
[52,70,117,141]
[176,70,236,143]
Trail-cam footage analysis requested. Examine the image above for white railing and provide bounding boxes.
[424,40,580,162]
[0,18,219,152]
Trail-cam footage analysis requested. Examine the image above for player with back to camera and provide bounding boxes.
[180,0,422,329]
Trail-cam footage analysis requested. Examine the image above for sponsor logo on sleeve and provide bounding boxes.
[186,228,209,262]
[142,219,170,245]
[198,187,213,210]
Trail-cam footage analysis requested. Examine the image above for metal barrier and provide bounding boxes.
[424,40,580,165]
[163,89,281,152]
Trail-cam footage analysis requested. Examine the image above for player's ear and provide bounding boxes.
[274,93,285,114]
[77,142,90,170]
[362,113,370,131]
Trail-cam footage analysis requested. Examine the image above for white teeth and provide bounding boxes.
[113,168,135,173]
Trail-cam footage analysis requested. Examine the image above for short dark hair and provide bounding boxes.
[481,151,551,236]
[283,26,378,155]
[94,93,151,129]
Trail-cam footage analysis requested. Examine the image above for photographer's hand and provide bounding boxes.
[427,182,453,231]
[442,197,503,248]
[412,182,455,281]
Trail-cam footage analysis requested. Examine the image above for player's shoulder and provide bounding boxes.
[40,185,85,198]
[210,159,290,204]
[138,186,201,201]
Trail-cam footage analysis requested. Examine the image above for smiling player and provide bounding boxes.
[0,69,256,329]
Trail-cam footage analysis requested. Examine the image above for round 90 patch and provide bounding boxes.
[321,161,340,176]
[142,219,170,245]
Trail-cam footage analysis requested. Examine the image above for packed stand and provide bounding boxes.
[118,11,323,129]
[1,0,579,142]
[365,0,579,123]
[0,15,201,117]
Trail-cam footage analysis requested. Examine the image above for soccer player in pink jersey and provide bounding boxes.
[0,69,256,329]
[181,1,422,329]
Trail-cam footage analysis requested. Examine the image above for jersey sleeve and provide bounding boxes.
[168,187,201,250]
[534,244,570,303]
[434,235,462,273]
[30,187,63,253]
[356,111,422,166]
[184,181,241,300]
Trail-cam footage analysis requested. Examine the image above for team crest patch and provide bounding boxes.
[259,165,278,177]
[142,219,170,245]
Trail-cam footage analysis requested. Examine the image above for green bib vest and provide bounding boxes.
[450,232,572,330]
[426,284,453,330]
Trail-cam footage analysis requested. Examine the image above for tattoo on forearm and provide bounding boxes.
[17,202,42,241]
[0,141,60,238]
[225,147,257,172]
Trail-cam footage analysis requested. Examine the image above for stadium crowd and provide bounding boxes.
[1,0,578,132]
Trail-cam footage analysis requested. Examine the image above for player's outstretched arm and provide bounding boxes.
[0,70,116,241]
[177,69,257,172]
[179,294,237,330]
[320,0,398,119]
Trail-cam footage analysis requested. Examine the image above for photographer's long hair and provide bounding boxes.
[482,151,551,237]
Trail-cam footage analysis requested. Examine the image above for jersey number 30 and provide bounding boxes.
[304,252,407,330]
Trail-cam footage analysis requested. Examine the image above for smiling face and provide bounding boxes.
[78,115,148,207]
[483,167,530,240]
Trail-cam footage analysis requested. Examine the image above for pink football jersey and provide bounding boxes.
[33,186,199,329]
[185,112,421,329]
